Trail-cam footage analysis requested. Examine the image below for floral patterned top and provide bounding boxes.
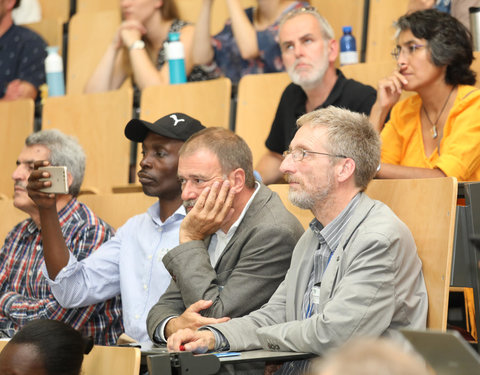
[157,19,213,82]
[210,1,309,84]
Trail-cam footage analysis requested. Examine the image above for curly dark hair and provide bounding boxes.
[396,9,476,85]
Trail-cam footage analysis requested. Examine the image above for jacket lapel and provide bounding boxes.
[213,184,271,267]
[318,193,376,307]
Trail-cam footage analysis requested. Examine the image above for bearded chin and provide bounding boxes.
[288,190,315,210]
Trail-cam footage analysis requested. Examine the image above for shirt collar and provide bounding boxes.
[148,201,186,227]
[320,69,346,108]
[309,192,361,252]
[216,181,261,238]
[57,198,80,224]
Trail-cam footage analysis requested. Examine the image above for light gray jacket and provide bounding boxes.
[214,193,428,354]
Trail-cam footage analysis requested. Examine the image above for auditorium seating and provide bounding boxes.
[24,18,64,55]
[76,0,120,14]
[66,10,121,94]
[0,99,34,198]
[140,78,231,128]
[365,0,409,63]
[341,60,395,89]
[42,88,133,194]
[38,0,70,23]
[312,0,365,49]
[366,177,458,330]
[82,345,140,375]
[0,199,29,243]
[235,72,291,166]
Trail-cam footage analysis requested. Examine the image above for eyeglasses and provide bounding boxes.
[283,148,347,162]
[391,44,425,60]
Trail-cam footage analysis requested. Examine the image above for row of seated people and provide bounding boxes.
[1,107,429,374]
[3,3,479,187]
[5,0,479,101]
[0,4,477,369]
[1,0,309,101]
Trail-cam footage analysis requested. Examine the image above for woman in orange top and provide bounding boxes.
[370,9,480,181]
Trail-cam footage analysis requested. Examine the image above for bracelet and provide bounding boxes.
[129,40,145,51]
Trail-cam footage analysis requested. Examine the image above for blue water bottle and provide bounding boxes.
[45,46,65,96]
[340,26,359,66]
[167,32,187,84]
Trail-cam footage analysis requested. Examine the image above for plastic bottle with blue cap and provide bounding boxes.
[166,32,187,84]
[45,46,65,97]
[339,26,359,66]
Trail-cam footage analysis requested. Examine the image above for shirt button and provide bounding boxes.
[36,245,41,251]
[158,227,163,232]
[148,255,152,260]
[28,271,33,277]
[135,314,140,319]
[143,284,148,290]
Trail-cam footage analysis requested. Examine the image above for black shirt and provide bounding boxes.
[0,24,47,99]
[265,70,377,154]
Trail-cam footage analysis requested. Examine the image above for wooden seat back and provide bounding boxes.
[366,177,458,330]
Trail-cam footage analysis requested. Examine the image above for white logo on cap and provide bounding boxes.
[170,114,185,127]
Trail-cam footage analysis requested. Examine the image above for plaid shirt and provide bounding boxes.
[0,198,123,345]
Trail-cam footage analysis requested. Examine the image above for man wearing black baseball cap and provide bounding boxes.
[29,113,205,343]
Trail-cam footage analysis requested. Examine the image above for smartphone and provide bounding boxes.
[38,166,69,194]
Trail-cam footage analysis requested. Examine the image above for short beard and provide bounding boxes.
[183,199,196,211]
[287,171,334,211]
[288,189,316,210]
[287,46,329,91]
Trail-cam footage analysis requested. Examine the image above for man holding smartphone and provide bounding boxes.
[28,113,207,343]
[0,129,123,344]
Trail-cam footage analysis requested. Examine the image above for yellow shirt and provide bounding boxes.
[381,85,480,181]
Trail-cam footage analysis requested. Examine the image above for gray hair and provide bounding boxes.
[297,106,380,190]
[26,129,86,196]
[279,6,335,41]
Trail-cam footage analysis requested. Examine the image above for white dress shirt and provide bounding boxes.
[43,202,185,343]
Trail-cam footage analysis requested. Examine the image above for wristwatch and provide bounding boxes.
[129,40,145,51]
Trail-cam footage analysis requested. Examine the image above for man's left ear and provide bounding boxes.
[228,168,245,193]
[337,158,355,182]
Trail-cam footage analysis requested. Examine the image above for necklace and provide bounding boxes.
[422,86,455,139]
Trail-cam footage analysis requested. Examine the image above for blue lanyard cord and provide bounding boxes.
[304,250,335,319]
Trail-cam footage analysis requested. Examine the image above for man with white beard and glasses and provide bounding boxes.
[167,107,428,375]
[256,7,376,185]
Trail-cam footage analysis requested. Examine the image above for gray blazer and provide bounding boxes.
[147,184,305,340]
[214,193,428,354]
